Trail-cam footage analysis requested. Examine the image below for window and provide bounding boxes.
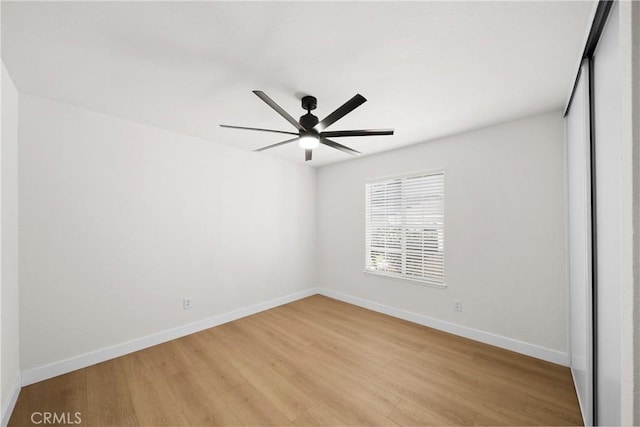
[365,172,445,286]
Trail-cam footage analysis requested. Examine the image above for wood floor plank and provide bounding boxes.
[388,399,464,426]
[220,382,290,426]
[293,403,345,427]
[299,345,403,417]
[166,370,243,426]
[286,372,397,426]
[8,295,583,426]
[176,333,248,395]
[237,313,404,418]
[235,363,314,421]
[117,352,190,426]
[85,361,138,426]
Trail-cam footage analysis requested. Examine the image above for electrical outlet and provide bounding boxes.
[183,297,192,310]
[453,301,463,312]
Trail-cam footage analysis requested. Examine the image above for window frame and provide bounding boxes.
[364,170,446,288]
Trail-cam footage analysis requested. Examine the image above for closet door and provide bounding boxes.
[565,60,593,426]
[592,2,621,425]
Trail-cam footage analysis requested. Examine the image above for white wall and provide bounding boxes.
[18,94,316,372]
[317,111,567,355]
[1,62,20,422]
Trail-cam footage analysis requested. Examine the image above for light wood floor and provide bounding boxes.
[9,295,582,426]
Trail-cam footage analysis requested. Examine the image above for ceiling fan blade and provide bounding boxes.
[220,125,298,136]
[320,138,362,156]
[321,129,394,138]
[314,94,367,131]
[253,90,304,131]
[305,149,312,162]
[253,137,299,152]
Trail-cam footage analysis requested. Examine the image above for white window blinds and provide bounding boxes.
[365,172,445,286]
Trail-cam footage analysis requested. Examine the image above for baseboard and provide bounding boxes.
[21,286,569,387]
[317,288,570,366]
[1,373,21,427]
[21,288,319,386]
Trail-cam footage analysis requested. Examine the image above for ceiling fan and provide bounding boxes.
[220,91,394,161]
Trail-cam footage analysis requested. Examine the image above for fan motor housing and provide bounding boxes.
[300,113,319,130]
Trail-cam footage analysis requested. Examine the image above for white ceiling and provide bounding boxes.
[2,1,593,167]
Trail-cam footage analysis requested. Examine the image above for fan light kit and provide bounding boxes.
[298,134,320,149]
[220,91,394,162]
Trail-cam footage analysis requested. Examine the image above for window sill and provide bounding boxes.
[363,270,447,289]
